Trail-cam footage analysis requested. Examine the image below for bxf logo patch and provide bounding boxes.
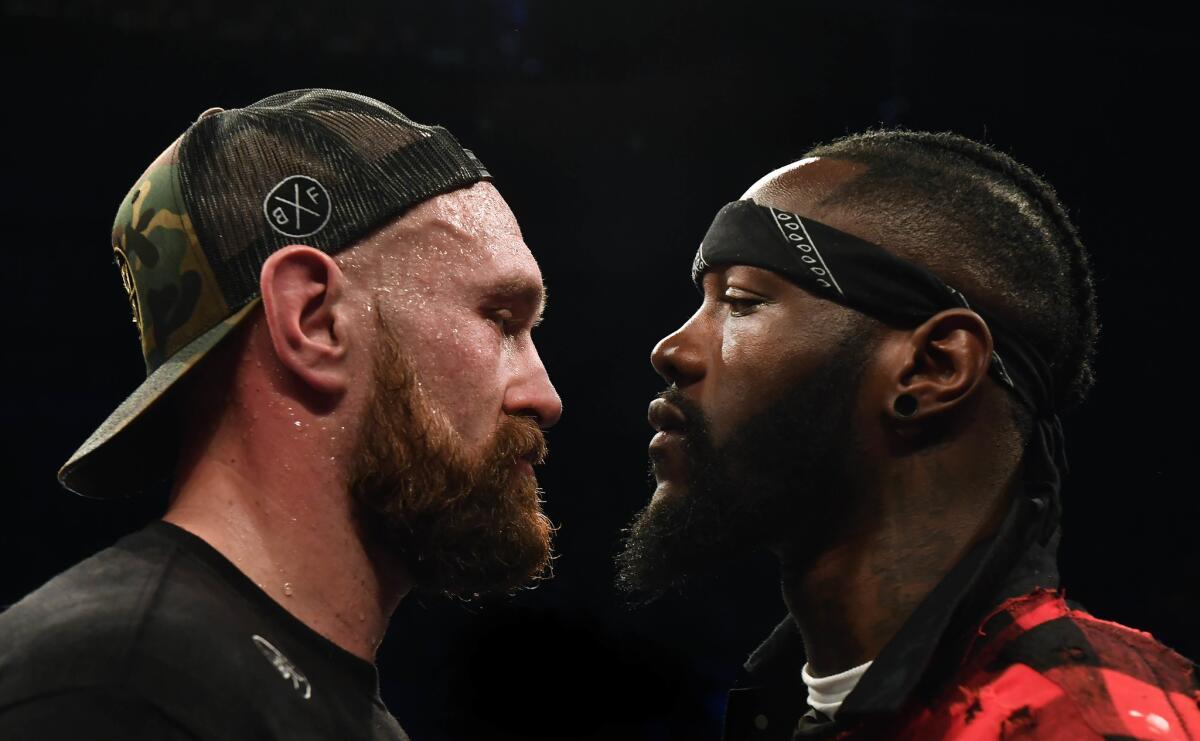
[263,175,331,238]
[252,634,313,700]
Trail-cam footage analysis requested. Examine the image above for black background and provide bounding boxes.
[2,2,1195,739]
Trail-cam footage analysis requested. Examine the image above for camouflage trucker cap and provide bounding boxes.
[59,88,491,498]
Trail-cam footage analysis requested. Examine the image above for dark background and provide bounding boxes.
[2,1,1194,739]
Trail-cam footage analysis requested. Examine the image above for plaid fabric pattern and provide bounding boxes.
[881,589,1200,740]
[724,589,1200,741]
[724,498,1199,741]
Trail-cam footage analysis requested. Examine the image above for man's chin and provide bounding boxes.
[616,492,729,598]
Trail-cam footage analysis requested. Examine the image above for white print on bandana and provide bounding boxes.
[769,208,844,296]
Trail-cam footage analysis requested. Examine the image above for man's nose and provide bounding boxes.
[504,343,563,428]
[650,313,706,388]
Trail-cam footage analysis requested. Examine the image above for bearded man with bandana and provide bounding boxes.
[618,131,1200,740]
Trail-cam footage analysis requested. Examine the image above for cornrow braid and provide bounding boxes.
[804,130,1099,418]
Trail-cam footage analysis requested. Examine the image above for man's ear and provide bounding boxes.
[880,308,993,423]
[259,245,351,397]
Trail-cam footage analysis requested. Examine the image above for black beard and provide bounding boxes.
[616,329,875,599]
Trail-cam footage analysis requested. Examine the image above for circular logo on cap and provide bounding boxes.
[263,175,332,238]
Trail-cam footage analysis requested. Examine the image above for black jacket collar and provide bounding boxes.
[724,496,1061,740]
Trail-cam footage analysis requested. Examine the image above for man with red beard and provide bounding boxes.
[0,89,560,740]
[618,132,1200,739]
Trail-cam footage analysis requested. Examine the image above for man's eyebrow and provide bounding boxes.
[536,284,549,326]
[483,278,548,324]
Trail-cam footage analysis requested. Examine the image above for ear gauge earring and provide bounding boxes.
[893,393,918,418]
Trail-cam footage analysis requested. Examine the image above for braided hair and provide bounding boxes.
[805,131,1099,434]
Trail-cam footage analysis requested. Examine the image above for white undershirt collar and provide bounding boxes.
[801,660,873,719]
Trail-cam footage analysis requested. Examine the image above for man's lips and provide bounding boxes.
[647,397,689,479]
[508,444,545,476]
[517,448,542,471]
[648,397,688,433]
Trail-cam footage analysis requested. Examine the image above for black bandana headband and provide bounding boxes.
[692,200,1065,543]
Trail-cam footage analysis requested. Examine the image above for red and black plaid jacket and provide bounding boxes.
[723,500,1200,740]
[887,588,1200,739]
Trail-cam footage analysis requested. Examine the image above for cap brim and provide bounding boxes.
[58,298,262,499]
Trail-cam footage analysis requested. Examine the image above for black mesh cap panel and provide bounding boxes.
[176,88,491,311]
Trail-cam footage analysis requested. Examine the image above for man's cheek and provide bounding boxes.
[437,373,500,443]
[704,387,756,446]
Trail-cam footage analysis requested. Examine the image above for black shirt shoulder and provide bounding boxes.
[0,524,181,700]
[0,522,408,741]
[0,687,198,740]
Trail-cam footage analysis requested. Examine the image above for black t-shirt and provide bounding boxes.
[0,521,410,740]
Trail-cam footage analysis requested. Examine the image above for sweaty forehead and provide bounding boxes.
[401,181,526,257]
[413,181,525,248]
[342,181,537,285]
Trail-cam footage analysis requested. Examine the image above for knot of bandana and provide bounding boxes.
[694,200,1065,544]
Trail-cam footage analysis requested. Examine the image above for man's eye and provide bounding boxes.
[489,308,519,333]
[722,295,764,316]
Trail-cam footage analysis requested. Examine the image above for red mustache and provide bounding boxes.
[492,415,548,467]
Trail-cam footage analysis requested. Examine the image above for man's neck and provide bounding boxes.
[777,455,1012,677]
[165,446,410,663]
